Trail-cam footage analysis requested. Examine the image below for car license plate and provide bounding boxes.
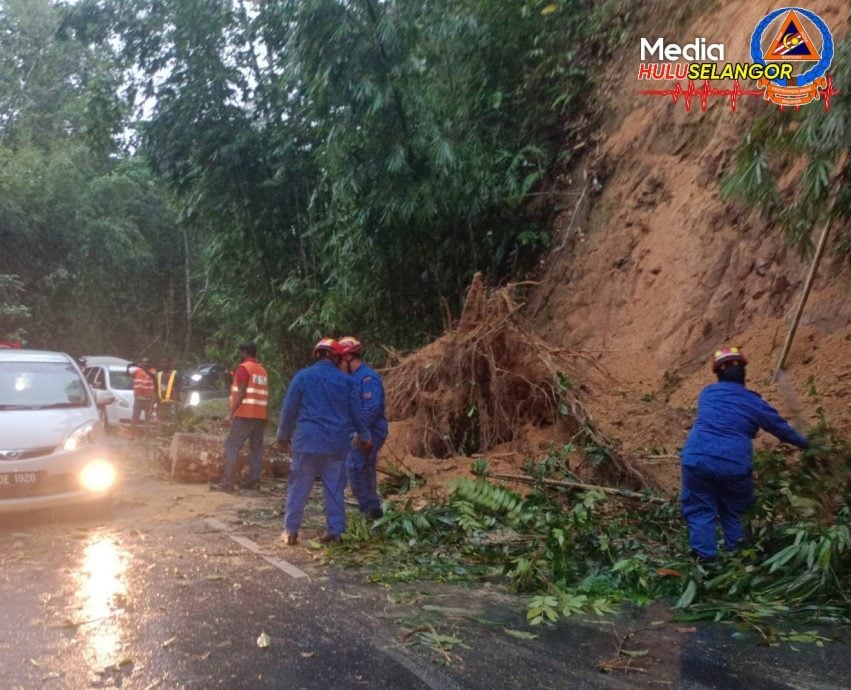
[0,472,39,486]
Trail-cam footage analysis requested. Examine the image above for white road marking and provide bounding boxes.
[204,517,309,580]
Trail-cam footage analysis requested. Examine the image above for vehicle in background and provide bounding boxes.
[0,349,116,513]
[82,356,134,430]
[181,362,232,407]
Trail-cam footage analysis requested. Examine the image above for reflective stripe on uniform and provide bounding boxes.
[229,359,270,420]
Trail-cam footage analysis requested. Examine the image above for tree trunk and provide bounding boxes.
[182,225,193,354]
[167,432,287,483]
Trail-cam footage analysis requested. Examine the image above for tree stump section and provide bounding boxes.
[167,432,288,483]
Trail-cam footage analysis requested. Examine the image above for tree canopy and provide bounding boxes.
[1,0,846,375]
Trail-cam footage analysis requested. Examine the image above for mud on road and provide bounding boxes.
[0,441,849,689]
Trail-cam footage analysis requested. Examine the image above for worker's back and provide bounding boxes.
[682,381,807,473]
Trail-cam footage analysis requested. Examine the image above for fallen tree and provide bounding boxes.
[165,432,287,482]
[382,272,649,487]
[336,424,851,637]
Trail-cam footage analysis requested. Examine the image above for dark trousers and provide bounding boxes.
[221,417,265,486]
[680,464,754,559]
[345,435,386,516]
[131,397,154,425]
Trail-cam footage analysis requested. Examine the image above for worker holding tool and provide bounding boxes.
[276,338,372,545]
[335,336,388,520]
[680,346,809,563]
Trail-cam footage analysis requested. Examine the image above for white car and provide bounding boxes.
[0,349,117,513]
[82,356,135,429]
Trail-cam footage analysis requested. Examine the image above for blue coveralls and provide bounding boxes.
[680,381,808,559]
[277,359,371,537]
[344,363,388,517]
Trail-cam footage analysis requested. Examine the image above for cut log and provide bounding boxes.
[167,432,288,483]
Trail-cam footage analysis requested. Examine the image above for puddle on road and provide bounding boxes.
[73,532,130,670]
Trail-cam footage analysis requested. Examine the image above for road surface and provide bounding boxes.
[1,441,848,689]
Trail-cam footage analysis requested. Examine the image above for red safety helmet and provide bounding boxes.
[336,336,363,356]
[313,337,337,357]
[711,346,748,372]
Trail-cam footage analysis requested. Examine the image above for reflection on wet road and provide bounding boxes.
[1,447,850,689]
[74,533,128,671]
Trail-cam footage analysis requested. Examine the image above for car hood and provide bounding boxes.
[0,408,97,450]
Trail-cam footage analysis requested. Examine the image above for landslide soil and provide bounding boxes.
[379,0,850,496]
[530,0,850,491]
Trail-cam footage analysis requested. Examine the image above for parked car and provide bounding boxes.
[181,362,232,407]
[0,349,116,513]
[82,356,135,429]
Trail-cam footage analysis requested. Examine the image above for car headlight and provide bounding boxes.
[188,391,201,407]
[191,373,202,382]
[80,460,116,492]
[64,421,99,451]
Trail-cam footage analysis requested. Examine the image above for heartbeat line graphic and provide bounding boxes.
[819,76,840,111]
[640,80,763,112]
[641,78,840,112]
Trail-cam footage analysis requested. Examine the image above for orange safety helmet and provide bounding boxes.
[313,337,338,357]
[711,346,748,372]
[335,336,363,356]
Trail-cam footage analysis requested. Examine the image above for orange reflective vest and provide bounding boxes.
[156,370,177,402]
[230,360,269,420]
[133,368,155,399]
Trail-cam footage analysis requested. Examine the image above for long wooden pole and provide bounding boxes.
[772,214,834,382]
[491,472,670,504]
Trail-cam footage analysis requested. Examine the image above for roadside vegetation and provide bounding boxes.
[334,417,851,643]
[723,20,851,263]
[0,0,637,370]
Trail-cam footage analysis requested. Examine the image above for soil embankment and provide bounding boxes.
[381,0,850,493]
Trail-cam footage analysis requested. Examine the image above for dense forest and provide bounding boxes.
[1,0,848,381]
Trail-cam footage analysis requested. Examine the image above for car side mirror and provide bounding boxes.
[95,390,115,407]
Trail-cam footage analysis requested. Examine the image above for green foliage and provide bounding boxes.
[0,0,185,357]
[0,0,636,368]
[722,21,851,263]
[470,458,490,477]
[334,432,851,636]
[94,0,634,365]
[0,274,30,340]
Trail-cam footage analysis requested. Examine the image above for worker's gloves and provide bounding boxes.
[352,434,373,453]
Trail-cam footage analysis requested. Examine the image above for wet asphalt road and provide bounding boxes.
[1,442,850,689]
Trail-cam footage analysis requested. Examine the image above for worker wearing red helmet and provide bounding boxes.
[335,336,388,520]
[276,337,372,545]
[680,346,808,562]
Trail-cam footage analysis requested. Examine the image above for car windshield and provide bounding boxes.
[108,369,134,390]
[0,361,89,409]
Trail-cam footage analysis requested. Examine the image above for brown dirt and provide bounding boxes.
[378,275,657,496]
[379,0,850,497]
[530,0,850,489]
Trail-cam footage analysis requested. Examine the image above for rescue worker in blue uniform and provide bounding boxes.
[276,338,372,545]
[680,346,808,562]
[336,336,389,520]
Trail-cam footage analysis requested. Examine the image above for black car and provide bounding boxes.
[181,363,232,407]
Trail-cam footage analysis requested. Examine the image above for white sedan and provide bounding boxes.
[0,349,117,513]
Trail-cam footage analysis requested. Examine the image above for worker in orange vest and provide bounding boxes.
[127,357,156,436]
[211,342,269,492]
